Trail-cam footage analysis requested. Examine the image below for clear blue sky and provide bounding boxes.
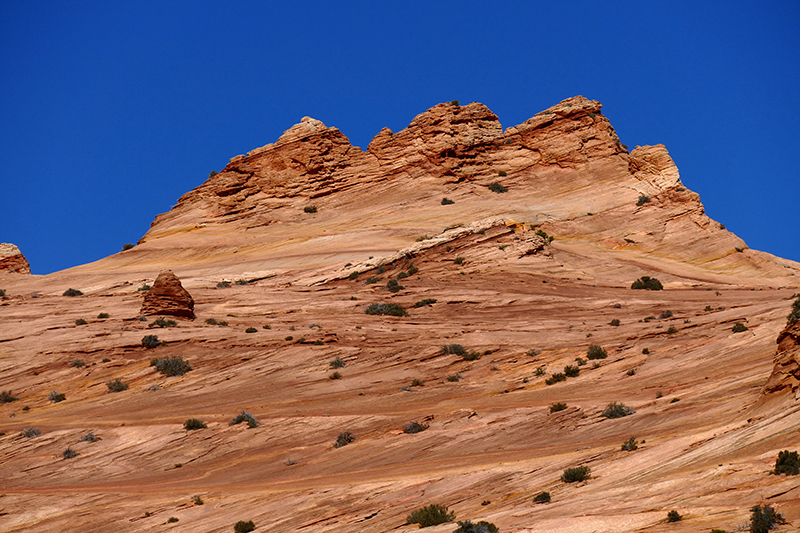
[1,1,798,274]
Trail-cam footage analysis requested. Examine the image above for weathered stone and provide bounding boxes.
[0,243,31,274]
[762,319,800,396]
[139,270,194,318]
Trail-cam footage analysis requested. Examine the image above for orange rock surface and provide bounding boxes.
[140,270,195,319]
[0,243,31,274]
[1,97,799,532]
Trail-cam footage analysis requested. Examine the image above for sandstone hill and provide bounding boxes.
[1,97,799,533]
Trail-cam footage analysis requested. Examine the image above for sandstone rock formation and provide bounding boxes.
[0,243,31,274]
[139,269,194,318]
[763,299,800,396]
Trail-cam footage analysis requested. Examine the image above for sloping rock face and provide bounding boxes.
[763,299,800,396]
[0,243,31,274]
[139,270,194,318]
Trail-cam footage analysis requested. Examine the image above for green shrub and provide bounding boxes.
[167,517,179,523]
[62,447,79,459]
[62,288,83,296]
[407,504,455,527]
[446,373,463,382]
[666,510,681,522]
[407,264,419,275]
[575,357,586,366]
[626,369,636,376]
[750,505,784,533]
[70,359,86,368]
[631,276,663,290]
[184,418,207,430]
[453,520,499,533]
[441,197,455,205]
[413,298,437,308]
[205,318,218,325]
[348,271,360,280]
[138,284,151,291]
[550,402,567,413]
[732,322,748,333]
[450,100,460,106]
[233,521,256,533]
[75,318,87,325]
[0,390,18,403]
[788,294,800,325]
[304,205,317,213]
[329,371,341,380]
[533,491,551,503]
[454,257,465,265]
[365,276,380,284]
[535,229,554,244]
[602,402,634,418]
[666,326,678,334]
[141,335,162,348]
[411,378,424,387]
[48,391,66,403]
[636,194,651,206]
[216,281,231,288]
[80,432,99,442]
[564,365,580,377]
[150,356,192,376]
[245,327,257,333]
[330,357,345,369]
[0,289,5,297]
[386,279,405,293]
[621,436,638,451]
[773,450,800,475]
[403,421,428,434]
[488,182,508,193]
[106,378,128,393]
[587,344,607,360]
[22,428,41,438]
[659,310,673,319]
[545,373,566,385]
[609,318,620,326]
[121,243,135,251]
[498,170,508,177]
[192,495,204,505]
[97,312,109,319]
[365,303,407,316]
[334,431,355,448]
[229,410,259,428]
[642,348,650,354]
[561,465,590,482]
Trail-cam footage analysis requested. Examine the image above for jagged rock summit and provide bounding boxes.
[139,269,195,318]
[0,243,31,274]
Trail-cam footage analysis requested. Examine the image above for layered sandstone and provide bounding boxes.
[139,269,195,318]
[762,300,800,396]
[0,243,31,274]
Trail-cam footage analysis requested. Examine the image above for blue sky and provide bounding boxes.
[1,1,798,274]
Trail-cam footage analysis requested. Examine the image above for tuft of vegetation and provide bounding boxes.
[216,281,231,288]
[498,170,508,177]
[75,318,87,325]
[205,318,218,325]
[413,298,437,308]
[545,373,566,385]
[453,520,499,533]
[787,294,800,325]
[97,312,109,319]
[365,276,380,284]
[138,284,151,291]
[407,264,419,275]
[245,327,257,333]
[0,390,18,403]
[550,402,567,413]
[450,100,460,106]
[150,317,177,328]
[334,431,355,448]
[561,465,591,483]
[732,322,749,333]
[62,447,79,459]
[609,318,620,326]
[141,335,163,349]
[71,360,86,368]
[234,279,249,286]
[329,371,342,380]
[0,289,5,297]
[233,521,256,533]
[454,257,465,265]
[167,517,179,523]
[749,504,784,533]
[659,310,673,319]
[330,357,345,369]
[365,303,407,316]
[150,356,192,377]
[403,421,429,434]
[184,418,207,431]
[62,288,83,296]
[407,504,455,527]
[773,450,800,475]
[411,378,424,387]
[446,373,463,382]
[636,194,651,206]
[621,436,638,451]
[631,276,663,290]
[626,369,636,376]
[22,428,41,438]
[303,205,317,213]
[586,344,607,360]
[563,365,580,377]
[666,510,682,522]
[666,326,678,334]
[535,229,554,244]
[48,391,66,403]
[534,365,546,376]
[80,432,99,442]
[192,495,204,505]
[386,279,405,293]
[106,378,129,393]
[642,348,650,354]
[441,344,480,360]
[441,197,455,205]
[575,357,586,366]
[533,491,551,503]
[121,243,135,251]
[488,182,508,193]
[602,402,635,419]
[229,410,259,428]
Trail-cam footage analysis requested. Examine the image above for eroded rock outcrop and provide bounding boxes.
[0,243,31,274]
[139,270,195,318]
[762,298,800,396]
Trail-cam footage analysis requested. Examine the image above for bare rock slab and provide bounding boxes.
[139,270,195,318]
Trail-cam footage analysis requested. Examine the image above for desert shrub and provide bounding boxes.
[636,194,651,206]
[749,504,784,533]
[303,205,317,213]
[411,378,424,387]
[285,336,293,341]
[609,318,620,326]
[545,373,566,385]
[533,491,551,503]
[732,322,748,333]
[453,520,499,533]
[407,504,455,527]
[121,243,135,251]
[642,348,650,354]
[205,318,218,325]
[151,317,177,328]
[192,495,204,505]
[97,312,109,319]
[0,390,18,403]
[451,100,460,106]
[626,369,636,376]
[70,359,86,368]
[75,318,87,325]
[621,436,638,451]
[216,281,231,288]
[659,310,673,319]
[245,327,257,333]
[407,264,419,275]
[386,279,405,293]
[564,365,580,377]
[329,371,342,380]
[22,428,41,438]
[442,344,466,356]
[80,432,99,442]
[788,294,800,325]
[534,365,546,376]
[631,276,663,290]
[62,288,83,296]
[666,510,682,522]
[48,391,66,403]
[666,326,678,334]
[229,410,259,428]
[365,303,407,316]
[0,289,5,297]
[561,465,590,483]
[550,402,567,413]
[535,229,554,244]
[141,335,162,349]
[586,344,607,360]
[334,431,355,448]
[413,298,437,308]
[62,447,79,459]
[330,357,345,369]
[602,402,634,418]
[376,265,386,274]
[150,356,192,376]
[397,271,409,280]
[773,450,800,475]
[710,530,730,533]
[441,197,455,205]
[106,378,128,393]
[138,284,151,291]
[454,257,465,265]
[234,521,256,533]
[404,421,429,434]
[575,357,586,366]
[446,373,463,382]
[365,276,380,284]
[348,271,360,281]
[167,517,179,523]
[488,182,508,193]
[184,418,207,430]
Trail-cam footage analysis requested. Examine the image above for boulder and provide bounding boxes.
[139,270,195,318]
